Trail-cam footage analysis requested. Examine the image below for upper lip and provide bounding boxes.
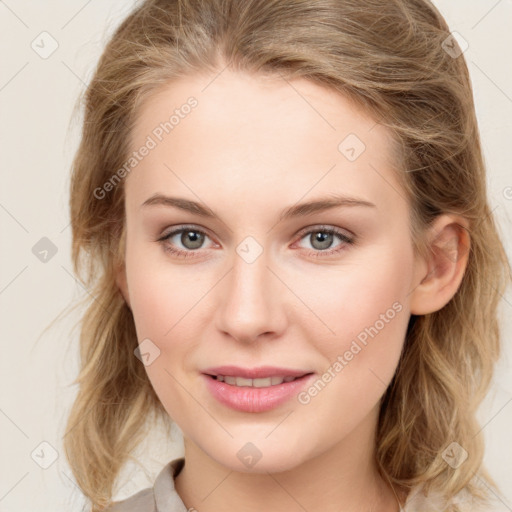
[202,365,313,379]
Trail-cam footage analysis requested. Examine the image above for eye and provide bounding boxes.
[157,224,355,259]
[157,225,214,259]
[294,226,355,257]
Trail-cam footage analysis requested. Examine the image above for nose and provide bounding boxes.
[215,246,287,344]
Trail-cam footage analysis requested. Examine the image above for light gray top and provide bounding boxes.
[106,457,510,512]
[107,458,187,512]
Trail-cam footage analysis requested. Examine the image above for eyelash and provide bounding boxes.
[156,224,355,260]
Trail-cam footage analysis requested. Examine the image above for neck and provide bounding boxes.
[174,409,401,512]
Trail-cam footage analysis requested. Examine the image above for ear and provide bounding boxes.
[410,214,470,315]
[115,263,131,310]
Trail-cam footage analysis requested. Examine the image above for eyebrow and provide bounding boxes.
[141,193,376,221]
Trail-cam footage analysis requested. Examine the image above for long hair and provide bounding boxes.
[64,1,511,510]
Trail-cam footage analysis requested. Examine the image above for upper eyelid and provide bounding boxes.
[295,224,354,238]
[161,225,214,241]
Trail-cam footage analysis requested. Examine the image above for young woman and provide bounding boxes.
[64,0,511,511]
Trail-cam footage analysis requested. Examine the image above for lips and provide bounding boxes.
[202,365,315,412]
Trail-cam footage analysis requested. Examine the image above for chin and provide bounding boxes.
[204,437,312,475]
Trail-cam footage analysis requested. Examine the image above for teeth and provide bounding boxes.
[214,375,300,387]
[236,377,253,387]
[253,377,275,387]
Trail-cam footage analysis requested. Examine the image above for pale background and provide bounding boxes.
[0,1,511,511]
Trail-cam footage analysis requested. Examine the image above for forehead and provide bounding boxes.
[126,69,405,215]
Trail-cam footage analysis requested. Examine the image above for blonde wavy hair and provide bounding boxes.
[63,0,511,510]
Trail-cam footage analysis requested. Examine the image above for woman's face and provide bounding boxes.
[120,69,423,473]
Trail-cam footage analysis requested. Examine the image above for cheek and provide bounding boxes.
[125,235,200,339]
[298,242,413,348]
[125,242,212,393]
[127,268,176,340]
[124,248,203,419]
[296,247,413,422]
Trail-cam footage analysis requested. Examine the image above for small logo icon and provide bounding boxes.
[32,237,58,263]
[442,441,468,469]
[237,442,263,468]
[432,230,469,263]
[134,338,161,366]
[441,31,468,59]
[236,236,263,264]
[30,441,59,469]
[338,133,366,161]
[31,31,59,59]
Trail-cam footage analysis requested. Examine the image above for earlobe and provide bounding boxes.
[410,215,470,315]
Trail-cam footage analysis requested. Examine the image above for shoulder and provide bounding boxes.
[105,487,155,512]
[104,458,187,512]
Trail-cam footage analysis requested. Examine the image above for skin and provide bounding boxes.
[116,67,470,512]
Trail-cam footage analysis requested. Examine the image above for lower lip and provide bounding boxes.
[202,373,315,413]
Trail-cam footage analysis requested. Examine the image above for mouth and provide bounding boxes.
[201,366,315,413]
[205,374,311,387]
